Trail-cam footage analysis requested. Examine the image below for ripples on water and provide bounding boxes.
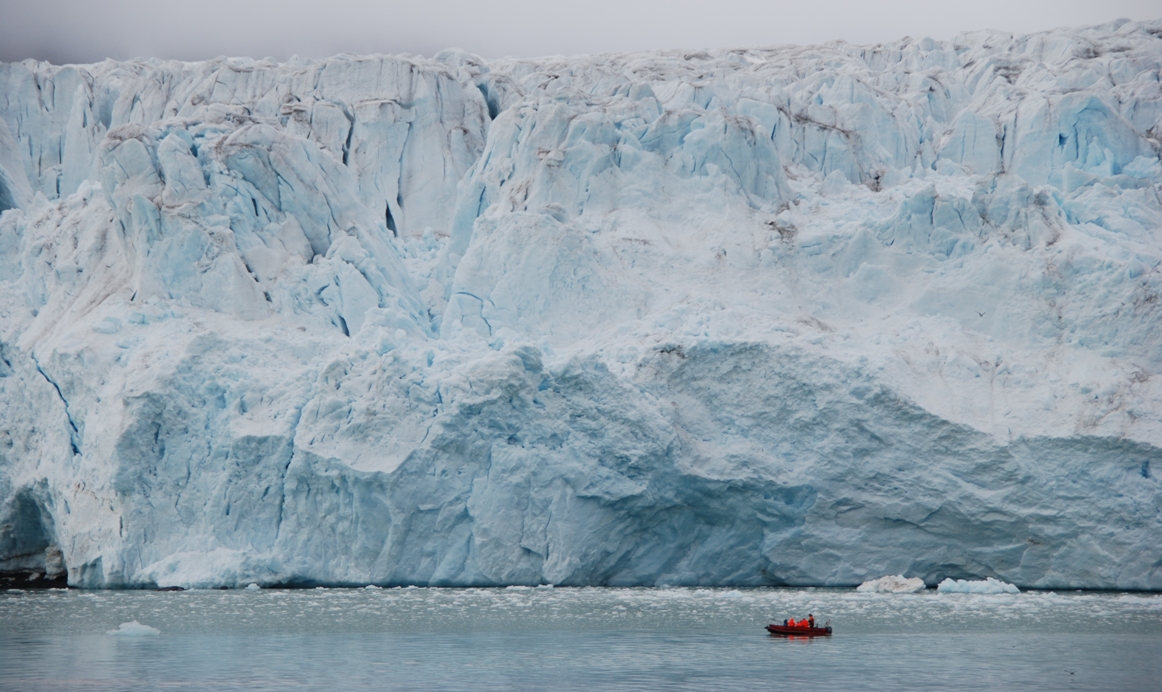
[2,586,1160,690]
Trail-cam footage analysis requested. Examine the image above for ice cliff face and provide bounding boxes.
[1,19,1161,589]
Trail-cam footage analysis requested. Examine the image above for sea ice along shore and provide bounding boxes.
[0,19,1160,590]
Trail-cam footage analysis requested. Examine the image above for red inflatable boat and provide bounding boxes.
[766,624,832,636]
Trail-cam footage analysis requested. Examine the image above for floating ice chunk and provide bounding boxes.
[936,577,1019,594]
[245,583,261,591]
[857,575,927,593]
[107,621,161,636]
[364,584,380,590]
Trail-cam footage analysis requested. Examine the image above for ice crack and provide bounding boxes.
[274,403,305,545]
[31,354,81,457]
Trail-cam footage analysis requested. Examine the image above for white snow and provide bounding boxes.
[857,576,927,593]
[937,577,1020,594]
[0,20,1160,590]
[107,620,161,636]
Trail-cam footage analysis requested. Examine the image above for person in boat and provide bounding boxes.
[808,614,815,628]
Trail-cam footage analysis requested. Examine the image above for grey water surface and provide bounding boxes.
[1,586,1159,690]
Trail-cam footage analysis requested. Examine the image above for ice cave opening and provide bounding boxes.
[0,490,66,586]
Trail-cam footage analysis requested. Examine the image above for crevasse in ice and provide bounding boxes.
[0,20,1160,589]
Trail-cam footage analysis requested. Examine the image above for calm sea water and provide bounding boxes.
[1,586,1159,690]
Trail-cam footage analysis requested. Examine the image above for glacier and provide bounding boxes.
[0,19,1160,590]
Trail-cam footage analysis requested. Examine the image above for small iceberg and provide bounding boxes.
[857,575,927,593]
[937,577,1019,594]
[107,621,161,636]
[245,583,261,591]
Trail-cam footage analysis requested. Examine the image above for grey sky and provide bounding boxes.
[3,0,1160,65]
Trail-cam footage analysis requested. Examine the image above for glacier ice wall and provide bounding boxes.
[1,20,1161,589]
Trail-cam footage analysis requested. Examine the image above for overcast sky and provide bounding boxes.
[3,0,1160,65]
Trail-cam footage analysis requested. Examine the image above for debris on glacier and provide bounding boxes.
[857,576,928,593]
[0,19,1160,590]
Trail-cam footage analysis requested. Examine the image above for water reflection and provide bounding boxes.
[770,634,821,643]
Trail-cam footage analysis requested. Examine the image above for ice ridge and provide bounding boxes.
[0,20,1160,589]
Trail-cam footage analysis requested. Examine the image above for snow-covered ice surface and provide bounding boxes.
[0,20,1161,589]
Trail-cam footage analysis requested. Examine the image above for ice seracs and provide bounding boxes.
[0,19,1160,590]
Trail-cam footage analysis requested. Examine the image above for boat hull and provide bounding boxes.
[766,624,832,636]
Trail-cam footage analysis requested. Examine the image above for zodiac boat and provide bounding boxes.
[766,624,832,636]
